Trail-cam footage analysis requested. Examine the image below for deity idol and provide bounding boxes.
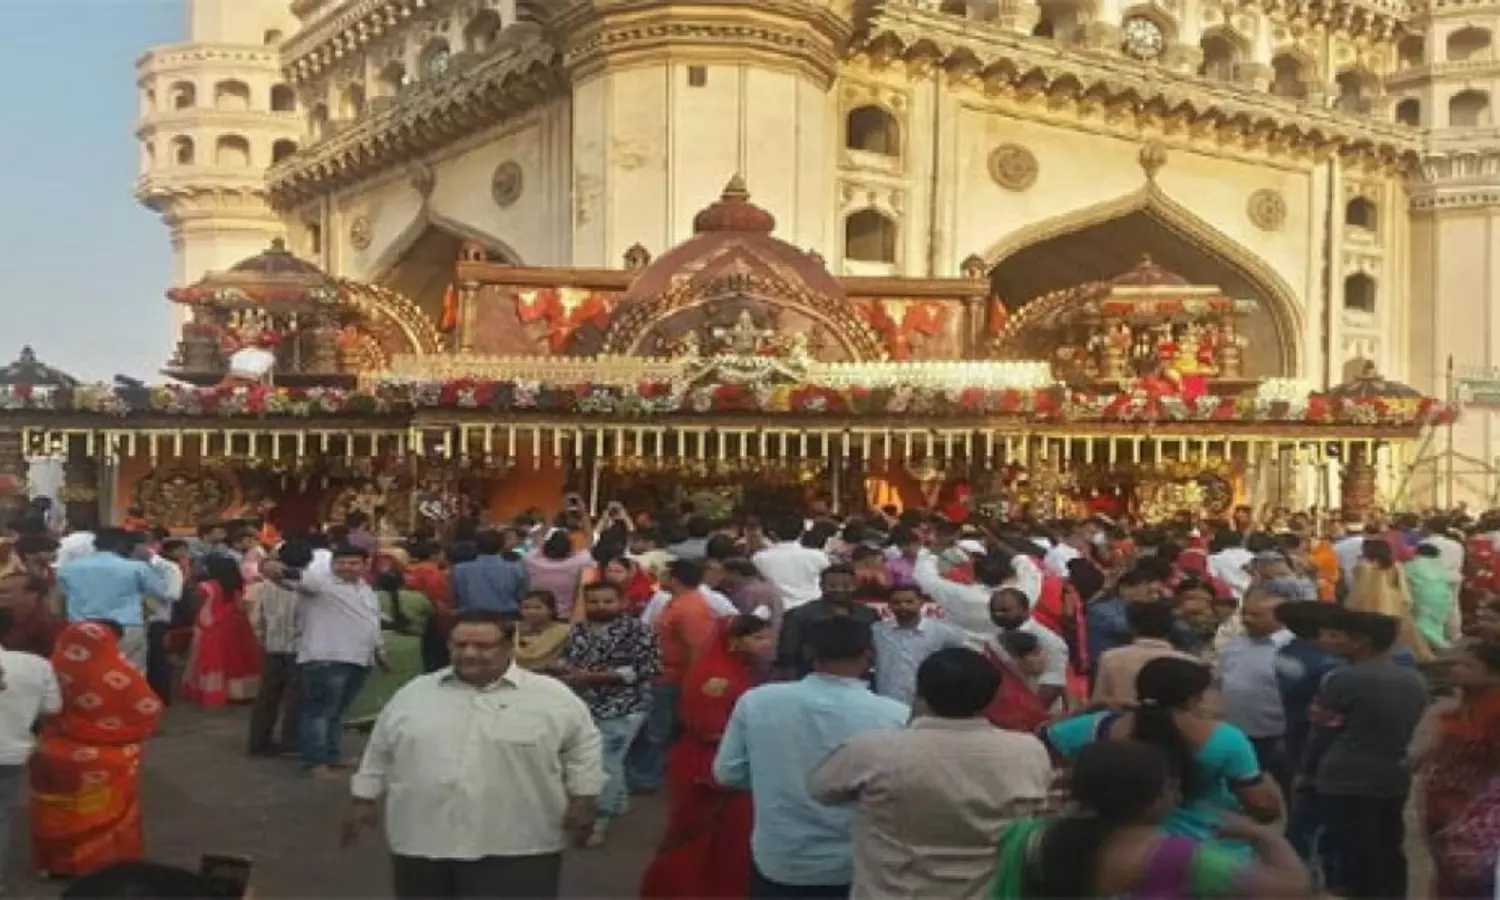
[219,311,284,386]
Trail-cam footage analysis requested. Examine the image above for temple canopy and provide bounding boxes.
[0,347,78,389]
[595,176,885,361]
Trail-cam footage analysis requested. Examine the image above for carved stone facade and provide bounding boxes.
[134,0,1500,503]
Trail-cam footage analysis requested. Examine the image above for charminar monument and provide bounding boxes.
[134,0,1500,503]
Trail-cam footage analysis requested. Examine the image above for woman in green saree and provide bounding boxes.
[346,569,434,727]
[992,741,1310,899]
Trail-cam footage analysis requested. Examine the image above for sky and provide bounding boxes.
[0,0,182,382]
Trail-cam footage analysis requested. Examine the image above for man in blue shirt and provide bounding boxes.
[57,527,167,672]
[714,617,908,897]
[450,528,527,615]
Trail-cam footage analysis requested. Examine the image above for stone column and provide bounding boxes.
[1340,444,1377,520]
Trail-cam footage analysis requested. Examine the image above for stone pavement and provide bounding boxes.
[9,705,665,898]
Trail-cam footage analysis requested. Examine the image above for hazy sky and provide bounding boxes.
[0,0,181,382]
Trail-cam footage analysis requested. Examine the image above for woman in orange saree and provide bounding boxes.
[640,614,772,899]
[32,621,165,878]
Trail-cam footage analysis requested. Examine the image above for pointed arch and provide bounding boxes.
[979,184,1303,375]
[363,210,524,283]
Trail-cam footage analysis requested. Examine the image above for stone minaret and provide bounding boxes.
[135,0,302,323]
[1402,13,1500,502]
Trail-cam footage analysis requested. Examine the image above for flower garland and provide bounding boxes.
[0,379,1460,426]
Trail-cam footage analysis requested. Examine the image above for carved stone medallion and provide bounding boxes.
[1247,188,1287,231]
[349,215,373,250]
[988,144,1039,191]
[491,160,524,208]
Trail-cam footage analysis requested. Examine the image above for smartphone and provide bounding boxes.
[200,853,253,898]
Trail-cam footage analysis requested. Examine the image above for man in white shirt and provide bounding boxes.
[0,617,62,885]
[345,608,604,900]
[265,544,382,777]
[913,550,1012,648]
[986,587,1069,711]
[752,515,830,612]
[1208,530,1255,601]
[1042,521,1091,578]
[145,537,188,704]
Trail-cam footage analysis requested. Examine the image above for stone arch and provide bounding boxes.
[979,184,1303,377]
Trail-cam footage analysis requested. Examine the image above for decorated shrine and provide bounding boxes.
[0,179,1460,533]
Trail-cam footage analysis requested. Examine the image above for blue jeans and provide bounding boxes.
[595,712,646,821]
[298,661,369,768]
[624,683,679,793]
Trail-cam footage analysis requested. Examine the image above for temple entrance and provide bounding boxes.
[988,207,1296,378]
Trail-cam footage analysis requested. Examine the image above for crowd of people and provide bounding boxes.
[0,497,1499,897]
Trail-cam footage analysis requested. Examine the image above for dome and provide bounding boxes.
[0,346,77,388]
[1110,255,1192,287]
[227,238,334,279]
[166,238,346,308]
[617,176,846,307]
[602,177,881,359]
[1326,361,1425,399]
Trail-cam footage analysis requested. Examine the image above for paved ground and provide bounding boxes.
[9,705,665,898]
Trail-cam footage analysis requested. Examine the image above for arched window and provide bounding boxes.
[1334,69,1376,114]
[270,84,296,112]
[845,210,898,264]
[264,29,283,45]
[170,81,197,110]
[306,222,323,256]
[144,142,155,169]
[1397,34,1425,69]
[171,136,195,166]
[846,106,901,156]
[1344,273,1376,312]
[1198,31,1243,81]
[214,80,251,111]
[1395,97,1421,126]
[377,61,408,96]
[1447,26,1492,62]
[215,135,251,167]
[1032,16,1055,37]
[420,40,453,79]
[142,88,157,114]
[1269,54,1309,100]
[309,103,331,140]
[272,139,299,164]
[1346,197,1378,230]
[1450,89,1491,127]
[339,83,366,120]
[464,9,503,53]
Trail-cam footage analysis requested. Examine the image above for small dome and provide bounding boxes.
[227,238,332,279]
[167,238,345,307]
[0,346,78,388]
[1110,255,1191,287]
[1326,361,1424,399]
[617,177,844,310]
[599,177,882,359]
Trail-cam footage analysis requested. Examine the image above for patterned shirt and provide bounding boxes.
[562,616,661,720]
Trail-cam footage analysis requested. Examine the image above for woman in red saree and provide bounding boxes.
[1408,641,1500,899]
[179,555,262,706]
[32,621,165,877]
[640,614,773,899]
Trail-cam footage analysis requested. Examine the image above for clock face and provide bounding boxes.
[1122,16,1166,60]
